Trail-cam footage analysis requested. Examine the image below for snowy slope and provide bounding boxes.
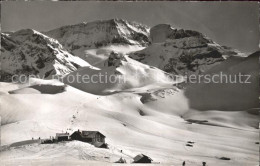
[0,29,91,82]
[185,51,260,111]
[129,24,245,75]
[0,53,258,166]
[0,79,258,166]
[45,19,150,64]
[62,51,178,95]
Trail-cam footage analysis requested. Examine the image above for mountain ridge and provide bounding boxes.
[1,19,247,82]
[129,23,245,75]
[0,29,91,82]
[45,19,150,57]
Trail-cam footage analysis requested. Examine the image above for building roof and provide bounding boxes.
[72,131,106,138]
[133,154,153,162]
[56,133,69,137]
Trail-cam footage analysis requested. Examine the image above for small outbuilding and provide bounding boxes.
[56,133,69,142]
[133,154,153,163]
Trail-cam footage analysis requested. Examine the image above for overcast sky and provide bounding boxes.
[1,1,259,52]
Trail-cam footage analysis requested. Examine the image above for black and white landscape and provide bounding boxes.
[0,2,259,166]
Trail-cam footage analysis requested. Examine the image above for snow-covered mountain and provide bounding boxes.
[129,24,245,75]
[0,29,91,82]
[45,19,150,64]
[1,19,258,166]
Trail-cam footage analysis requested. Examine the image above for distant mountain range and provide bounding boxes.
[0,19,248,82]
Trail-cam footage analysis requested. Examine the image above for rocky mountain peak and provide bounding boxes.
[45,19,150,51]
[130,24,244,75]
[10,29,62,49]
[0,29,91,82]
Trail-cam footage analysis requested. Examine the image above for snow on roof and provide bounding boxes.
[74,131,106,138]
[133,154,153,162]
[56,133,69,137]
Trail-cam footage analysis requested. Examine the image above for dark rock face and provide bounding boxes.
[107,51,127,67]
[150,24,212,43]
